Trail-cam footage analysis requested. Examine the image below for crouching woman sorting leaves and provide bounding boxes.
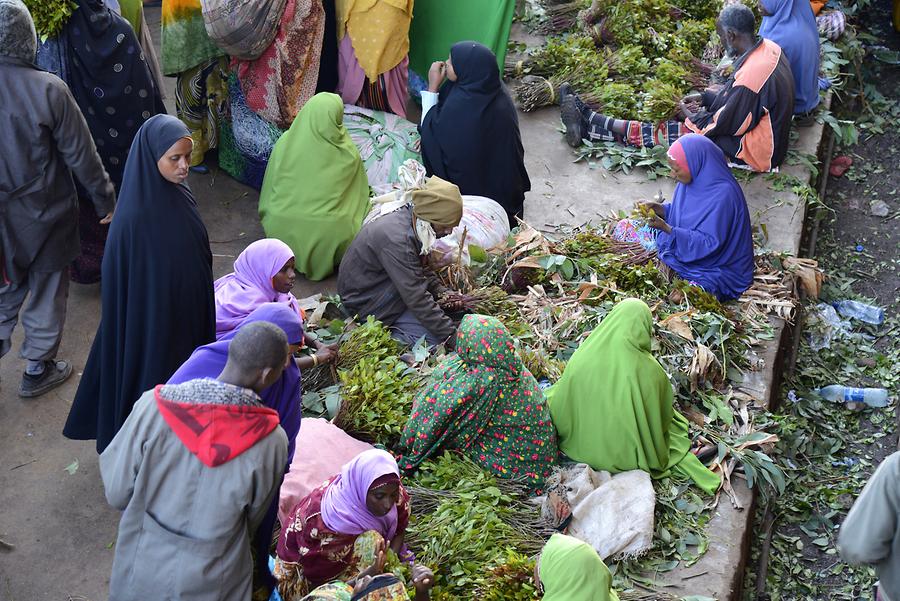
[275,450,434,601]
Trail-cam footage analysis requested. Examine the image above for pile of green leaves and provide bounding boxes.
[522,0,720,120]
[616,478,711,586]
[336,355,420,446]
[326,317,419,446]
[337,315,400,370]
[23,0,76,41]
[404,453,552,600]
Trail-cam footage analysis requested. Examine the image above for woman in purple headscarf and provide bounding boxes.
[274,449,413,599]
[639,134,755,301]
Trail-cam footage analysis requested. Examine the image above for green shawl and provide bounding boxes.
[161,0,224,75]
[259,93,371,281]
[539,533,619,601]
[546,298,720,495]
[117,0,142,36]
[398,314,557,492]
[407,0,515,80]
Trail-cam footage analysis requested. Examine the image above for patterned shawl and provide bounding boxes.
[398,314,557,492]
[233,0,324,129]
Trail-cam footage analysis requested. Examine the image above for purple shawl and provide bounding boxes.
[656,134,754,301]
[320,449,401,539]
[167,302,303,462]
[214,238,302,339]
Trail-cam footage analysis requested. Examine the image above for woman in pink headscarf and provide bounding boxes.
[214,238,302,338]
[274,449,414,599]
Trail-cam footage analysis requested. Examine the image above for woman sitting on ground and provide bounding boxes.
[398,314,557,493]
[275,450,420,599]
[635,134,754,302]
[259,92,371,281]
[213,238,303,338]
[546,299,721,495]
[419,41,531,227]
[213,237,336,369]
[536,533,620,601]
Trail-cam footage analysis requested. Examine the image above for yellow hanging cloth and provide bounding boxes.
[336,0,413,81]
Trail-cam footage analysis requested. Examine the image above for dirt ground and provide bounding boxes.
[744,0,900,597]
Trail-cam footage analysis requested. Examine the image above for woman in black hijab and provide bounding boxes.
[64,115,216,453]
[419,41,530,227]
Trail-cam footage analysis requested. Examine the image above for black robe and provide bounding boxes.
[63,0,167,283]
[419,41,530,226]
[64,115,215,452]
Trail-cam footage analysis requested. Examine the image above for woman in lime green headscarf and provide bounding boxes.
[546,298,720,495]
[537,533,619,601]
[259,93,371,281]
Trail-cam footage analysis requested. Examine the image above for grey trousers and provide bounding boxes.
[390,310,443,347]
[0,268,69,362]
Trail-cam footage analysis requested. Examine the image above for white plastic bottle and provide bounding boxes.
[817,385,889,408]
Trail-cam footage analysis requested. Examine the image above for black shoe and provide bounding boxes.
[559,82,574,102]
[19,360,73,398]
[561,96,585,148]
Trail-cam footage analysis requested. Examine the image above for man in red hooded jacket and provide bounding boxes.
[100,321,290,601]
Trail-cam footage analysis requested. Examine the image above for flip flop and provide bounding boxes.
[829,155,852,177]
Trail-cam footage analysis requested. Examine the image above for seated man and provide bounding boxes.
[561,3,795,172]
[99,321,290,601]
[337,175,465,347]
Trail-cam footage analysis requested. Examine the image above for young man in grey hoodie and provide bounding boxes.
[838,451,900,601]
[100,321,290,601]
[0,0,115,396]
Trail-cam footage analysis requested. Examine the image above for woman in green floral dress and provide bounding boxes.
[398,314,557,493]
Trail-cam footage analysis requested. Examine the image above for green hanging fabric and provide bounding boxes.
[117,0,143,36]
[407,0,515,78]
[258,93,371,282]
[546,298,720,495]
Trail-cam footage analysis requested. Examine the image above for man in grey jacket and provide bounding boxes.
[838,450,900,601]
[100,321,290,601]
[0,0,115,397]
[338,176,465,347]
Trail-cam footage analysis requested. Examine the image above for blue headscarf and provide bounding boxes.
[168,302,304,463]
[758,0,821,114]
[656,134,754,301]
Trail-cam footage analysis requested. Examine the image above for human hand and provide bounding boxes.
[647,215,671,233]
[638,201,665,217]
[681,92,702,104]
[439,292,470,312]
[315,346,336,365]
[352,574,374,595]
[100,211,114,225]
[412,564,435,592]
[677,101,696,121]
[428,61,447,92]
